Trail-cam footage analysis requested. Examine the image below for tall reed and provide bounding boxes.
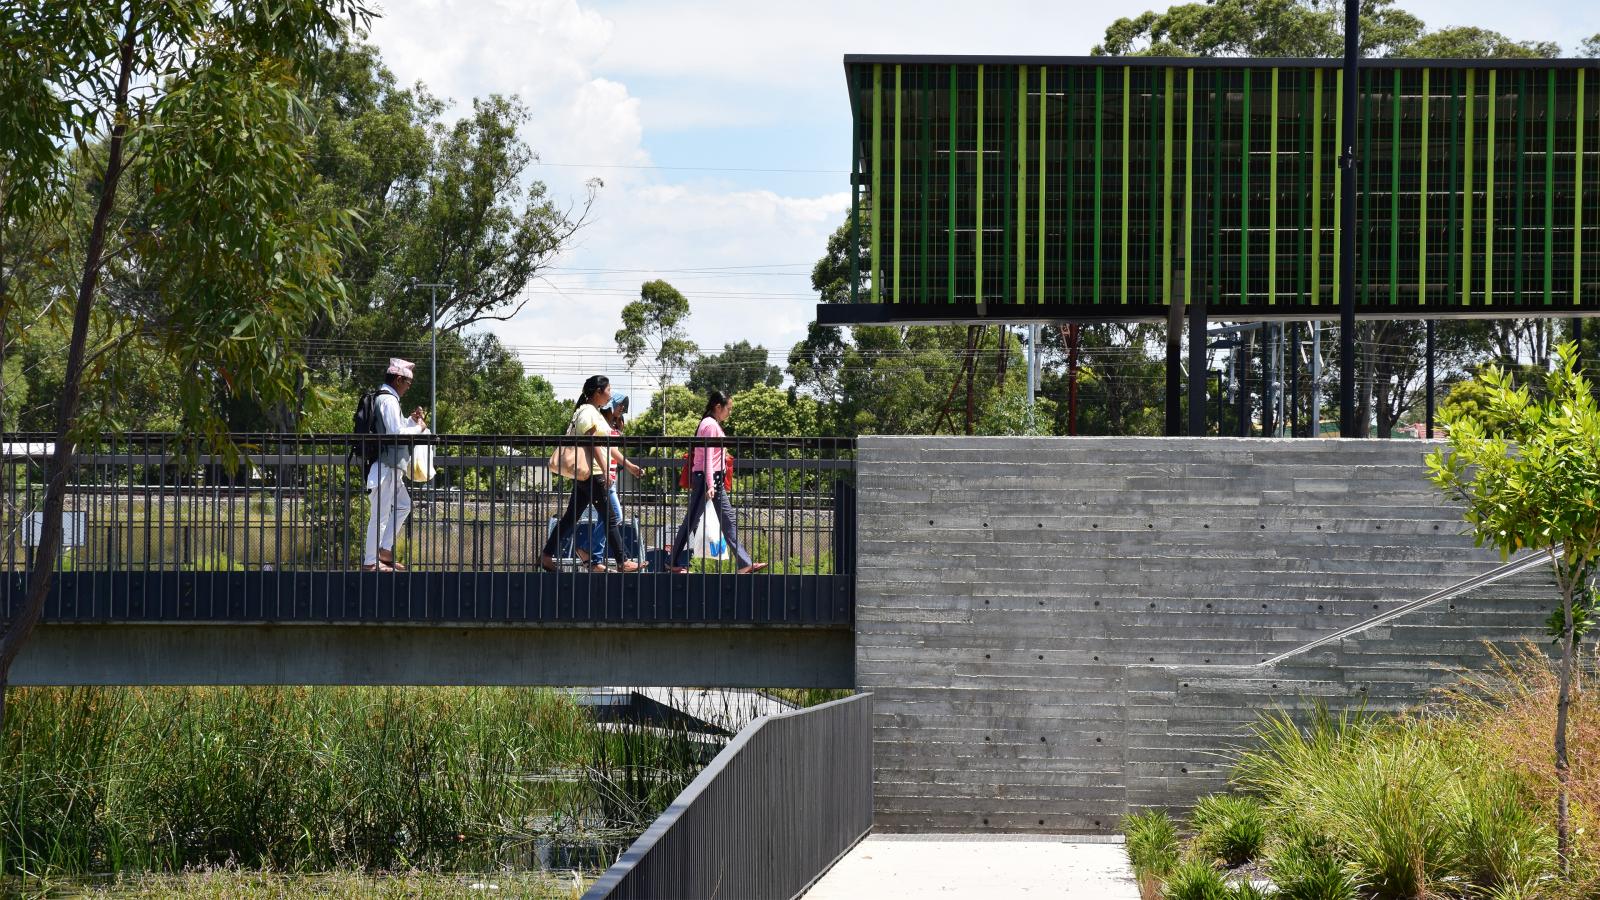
[0,686,709,878]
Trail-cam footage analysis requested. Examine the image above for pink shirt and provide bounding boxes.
[692,416,726,477]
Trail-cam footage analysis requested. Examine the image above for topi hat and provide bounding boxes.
[386,358,416,379]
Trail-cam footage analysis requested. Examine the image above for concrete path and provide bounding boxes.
[804,834,1140,899]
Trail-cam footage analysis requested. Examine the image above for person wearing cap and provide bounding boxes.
[578,394,644,566]
[364,358,428,572]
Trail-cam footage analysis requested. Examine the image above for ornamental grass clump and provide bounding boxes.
[1189,794,1267,867]
[1124,809,1180,898]
[1162,859,1233,900]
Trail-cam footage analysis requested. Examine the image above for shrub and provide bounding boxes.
[1270,850,1357,900]
[1125,809,1180,898]
[1189,794,1267,866]
[1455,769,1558,893]
[1163,860,1232,900]
[1231,883,1271,900]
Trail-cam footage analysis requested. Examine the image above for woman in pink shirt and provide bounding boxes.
[669,390,766,574]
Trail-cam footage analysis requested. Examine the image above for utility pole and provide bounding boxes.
[1310,322,1323,436]
[409,279,454,426]
[1027,324,1040,431]
[1425,319,1436,438]
[1338,0,1361,437]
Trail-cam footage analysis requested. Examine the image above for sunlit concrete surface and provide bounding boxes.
[804,834,1138,899]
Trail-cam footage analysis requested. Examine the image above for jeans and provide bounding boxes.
[544,475,629,567]
[670,470,753,569]
[581,486,626,560]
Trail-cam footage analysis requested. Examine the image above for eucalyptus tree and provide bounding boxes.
[0,0,374,725]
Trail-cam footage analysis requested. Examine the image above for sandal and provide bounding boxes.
[378,553,407,571]
[737,563,768,575]
[540,554,559,573]
[585,562,609,574]
[361,562,395,573]
[668,566,690,575]
[616,560,643,573]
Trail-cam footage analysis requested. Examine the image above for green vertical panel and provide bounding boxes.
[1004,66,1012,307]
[1018,65,1027,304]
[1039,66,1047,304]
[1242,70,1252,307]
[1578,69,1587,307]
[1485,70,1496,307]
[1094,68,1104,303]
[1213,69,1223,307]
[1419,69,1429,306]
[1516,70,1527,311]
[920,66,929,305]
[850,70,860,305]
[966,64,979,304]
[1121,65,1130,304]
[1297,70,1309,305]
[871,64,881,304]
[1269,68,1279,306]
[1390,69,1400,305]
[1163,67,1175,309]
[1066,69,1076,300]
[893,65,902,305]
[1332,69,1341,308]
[1463,69,1474,306]
[1361,72,1373,311]
[1547,69,1556,306]
[1447,70,1459,307]
[1312,69,1324,305]
[948,66,956,304]
[1184,68,1194,305]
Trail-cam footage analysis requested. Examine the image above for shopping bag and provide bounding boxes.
[547,414,590,481]
[688,495,728,561]
[406,442,436,483]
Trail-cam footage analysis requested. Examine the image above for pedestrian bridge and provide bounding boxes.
[2,433,856,688]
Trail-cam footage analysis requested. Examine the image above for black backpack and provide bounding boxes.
[351,388,384,465]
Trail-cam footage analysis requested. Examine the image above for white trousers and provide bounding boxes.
[364,465,411,565]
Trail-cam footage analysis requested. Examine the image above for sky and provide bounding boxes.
[362,0,1600,406]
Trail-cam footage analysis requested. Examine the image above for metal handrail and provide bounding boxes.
[1257,548,1557,667]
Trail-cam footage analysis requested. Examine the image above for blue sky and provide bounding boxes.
[365,0,1600,405]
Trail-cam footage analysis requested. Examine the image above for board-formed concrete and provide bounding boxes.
[855,437,1554,832]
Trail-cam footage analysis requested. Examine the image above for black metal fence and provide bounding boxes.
[582,692,873,900]
[0,433,855,626]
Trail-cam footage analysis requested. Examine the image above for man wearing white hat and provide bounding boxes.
[364,358,428,572]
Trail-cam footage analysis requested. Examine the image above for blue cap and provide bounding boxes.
[604,394,629,413]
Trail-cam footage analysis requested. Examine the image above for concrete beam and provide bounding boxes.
[12,623,855,688]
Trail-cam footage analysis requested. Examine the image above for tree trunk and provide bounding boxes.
[0,9,140,727]
[1357,322,1375,438]
[1557,562,1576,869]
[964,325,981,436]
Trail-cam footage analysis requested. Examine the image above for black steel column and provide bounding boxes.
[1338,0,1361,437]
[1289,323,1301,438]
[1237,337,1251,437]
[1425,319,1436,439]
[1188,296,1208,436]
[1166,303,1183,436]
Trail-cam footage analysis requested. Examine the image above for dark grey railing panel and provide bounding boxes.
[584,693,873,900]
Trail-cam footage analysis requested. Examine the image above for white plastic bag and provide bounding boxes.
[688,495,728,561]
[406,442,435,483]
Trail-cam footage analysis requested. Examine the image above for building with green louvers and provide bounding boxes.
[820,55,1600,325]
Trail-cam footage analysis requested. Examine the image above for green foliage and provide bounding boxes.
[1190,795,1268,866]
[1092,0,1424,58]
[1269,849,1358,900]
[1163,859,1232,900]
[1124,809,1181,880]
[687,340,782,397]
[1231,706,1561,899]
[635,384,702,437]
[725,384,818,438]
[182,552,243,572]
[0,686,706,875]
[301,465,368,567]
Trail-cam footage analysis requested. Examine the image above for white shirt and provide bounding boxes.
[376,384,425,438]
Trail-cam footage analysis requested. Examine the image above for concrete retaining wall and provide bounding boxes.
[855,437,1554,833]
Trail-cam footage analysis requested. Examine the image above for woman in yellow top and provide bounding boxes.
[541,375,642,573]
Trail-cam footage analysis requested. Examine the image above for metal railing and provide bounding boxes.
[0,433,856,625]
[1254,549,1557,666]
[583,692,873,900]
